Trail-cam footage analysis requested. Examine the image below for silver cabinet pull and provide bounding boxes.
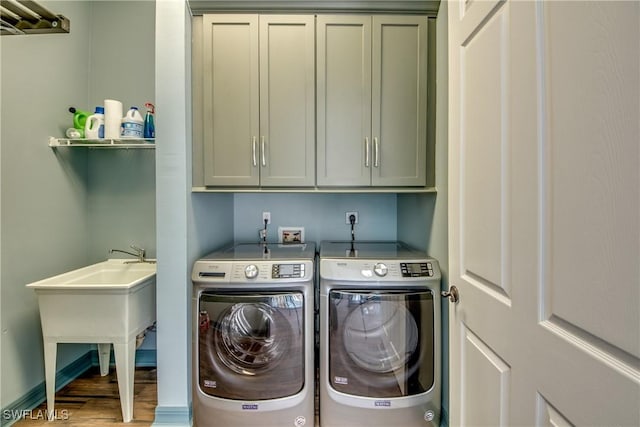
[261,136,266,167]
[252,136,257,167]
[365,137,370,167]
[374,137,379,167]
[441,286,459,303]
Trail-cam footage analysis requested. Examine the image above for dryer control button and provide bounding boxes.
[374,263,388,277]
[244,264,259,279]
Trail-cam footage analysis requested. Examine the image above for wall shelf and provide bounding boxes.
[49,137,155,149]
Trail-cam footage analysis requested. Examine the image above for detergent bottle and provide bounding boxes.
[68,107,90,138]
[143,102,155,140]
[120,107,144,138]
[84,106,105,139]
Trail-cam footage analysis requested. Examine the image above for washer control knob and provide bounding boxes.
[374,263,388,277]
[244,264,259,279]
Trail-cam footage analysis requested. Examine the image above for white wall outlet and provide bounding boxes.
[278,226,305,244]
[262,211,271,224]
[345,212,359,224]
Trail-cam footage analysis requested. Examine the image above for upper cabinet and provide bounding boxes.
[194,13,434,192]
[202,14,315,187]
[317,15,428,187]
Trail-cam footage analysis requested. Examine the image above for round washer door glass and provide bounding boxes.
[199,292,305,400]
[216,302,290,374]
[329,290,434,398]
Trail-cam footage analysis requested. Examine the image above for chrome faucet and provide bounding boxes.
[109,245,155,264]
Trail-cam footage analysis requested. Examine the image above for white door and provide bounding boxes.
[448,1,639,426]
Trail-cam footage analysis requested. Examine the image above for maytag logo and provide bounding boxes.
[242,404,259,410]
[374,401,391,407]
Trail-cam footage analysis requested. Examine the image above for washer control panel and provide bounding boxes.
[193,260,313,283]
[272,263,305,279]
[400,262,434,277]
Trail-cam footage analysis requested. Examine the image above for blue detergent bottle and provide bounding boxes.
[144,102,155,140]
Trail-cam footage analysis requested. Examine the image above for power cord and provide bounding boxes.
[262,218,268,243]
[349,214,356,241]
[349,214,356,256]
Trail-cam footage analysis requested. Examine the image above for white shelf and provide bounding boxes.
[49,137,155,148]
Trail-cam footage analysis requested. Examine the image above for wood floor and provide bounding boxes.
[12,366,157,426]
[11,366,320,426]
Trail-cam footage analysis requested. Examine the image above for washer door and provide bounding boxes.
[328,290,434,398]
[199,291,305,400]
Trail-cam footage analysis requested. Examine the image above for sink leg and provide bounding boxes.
[113,339,136,422]
[43,340,57,420]
[97,343,111,376]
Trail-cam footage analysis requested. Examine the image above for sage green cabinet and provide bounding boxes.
[317,15,428,187]
[202,14,315,187]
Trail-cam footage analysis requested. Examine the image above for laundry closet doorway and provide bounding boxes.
[447,1,639,425]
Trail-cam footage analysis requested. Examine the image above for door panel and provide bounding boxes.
[535,394,573,427]
[259,15,315,187]
[461,326,510,427]
[460,4,510,300]
[541,1,639,357]
[372,16,427,187]
[316,16,372,186]
[449,1,639,426]
[203,15,259,186]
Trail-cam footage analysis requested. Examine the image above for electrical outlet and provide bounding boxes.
[345,211,359,224]
[262,212,271,224]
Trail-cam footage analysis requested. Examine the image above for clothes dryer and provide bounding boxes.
[319,241,441,427]
[192,243,316,427]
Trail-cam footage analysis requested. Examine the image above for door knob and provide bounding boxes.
[441,286,459,303]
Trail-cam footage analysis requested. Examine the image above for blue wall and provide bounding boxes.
[233,193,398,244]
[1,1,158,414]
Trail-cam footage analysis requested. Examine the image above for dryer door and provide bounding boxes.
[328,289,434,398]
[198,291,305,400]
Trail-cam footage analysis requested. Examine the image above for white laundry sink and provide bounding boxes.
[28,258,156,289]
[26,259,157,423]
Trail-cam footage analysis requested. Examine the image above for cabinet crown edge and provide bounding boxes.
[189,1,440,16]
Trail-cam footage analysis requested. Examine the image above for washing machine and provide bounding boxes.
[319,241,441,427]
[192,242,316,427]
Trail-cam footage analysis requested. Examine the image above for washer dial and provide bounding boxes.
[244,264,259,279]
[374,262,388,277]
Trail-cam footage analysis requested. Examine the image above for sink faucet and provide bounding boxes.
[109,245,155,264]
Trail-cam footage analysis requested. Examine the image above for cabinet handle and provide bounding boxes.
[374,137,380,167]
[261,136,266,167]
[365,137,370,168]
[252,136,257,167]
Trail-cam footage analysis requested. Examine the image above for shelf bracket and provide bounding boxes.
[1,0,70,36]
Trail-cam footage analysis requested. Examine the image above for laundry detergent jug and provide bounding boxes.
[121,107,144,138]
[85,106,105,139]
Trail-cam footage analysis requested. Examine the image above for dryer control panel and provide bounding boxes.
[320,258,441,282]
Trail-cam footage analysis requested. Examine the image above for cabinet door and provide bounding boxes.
[203,15,259,186]
[317,15,372,186]
[372,16,427,187]
[259,15,316,187]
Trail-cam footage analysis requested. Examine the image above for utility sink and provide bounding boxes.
[26,259,157,423]
[28,258,156,289]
